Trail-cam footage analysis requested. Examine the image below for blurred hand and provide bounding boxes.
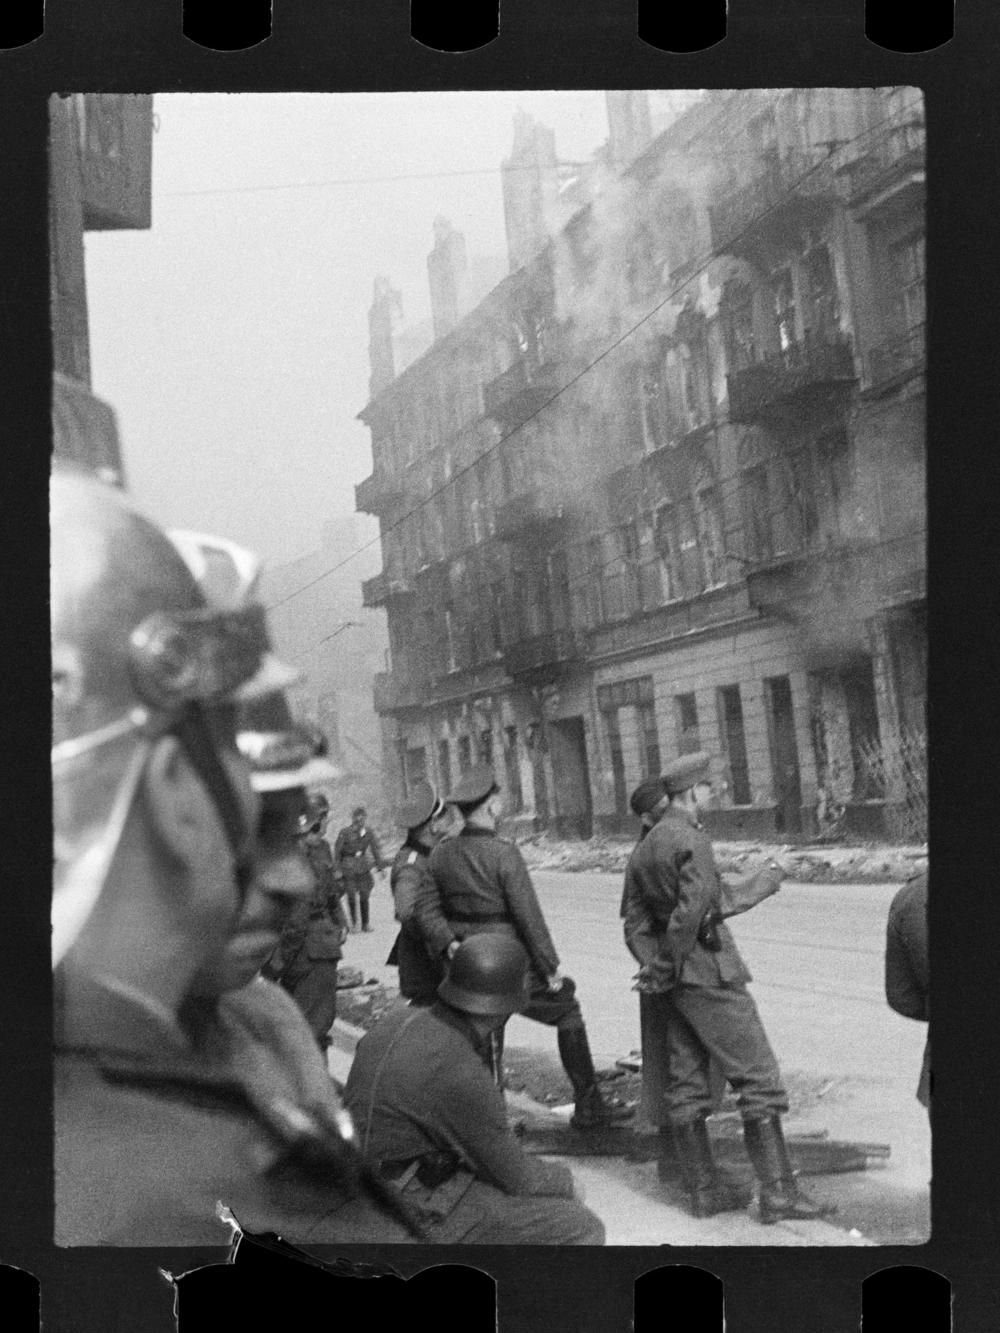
[547,969,564,993]
[446,940,461,961]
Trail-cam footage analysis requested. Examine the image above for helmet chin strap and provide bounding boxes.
[172,704,256,900]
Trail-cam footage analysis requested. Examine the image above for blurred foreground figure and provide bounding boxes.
[52,472,418,1244]
[345,935,605,1244]
[885,870,930,1112]
[623,754,834,1225]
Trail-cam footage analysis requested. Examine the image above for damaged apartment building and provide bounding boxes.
[356,89,925,840]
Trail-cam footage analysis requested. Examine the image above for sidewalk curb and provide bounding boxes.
[326,1017,870,1246]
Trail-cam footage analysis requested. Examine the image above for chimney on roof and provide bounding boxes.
[501,111,561,272]
[427,217,469,340]
[368,275,402,397]
[605,91,653,167]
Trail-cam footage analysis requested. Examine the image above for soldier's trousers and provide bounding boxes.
[665,982,788,1125]
[342,873,374,928]
[639,990,726,1128]
[283,961,340,1050]
[404,1175,605,1245]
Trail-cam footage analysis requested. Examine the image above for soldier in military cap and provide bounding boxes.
[53,477,419,1244]
[385,779,451,1004]
[414,763,633,1130]
[622,752,834,1224]
[345,935,605,1243]
[333,804,390,932]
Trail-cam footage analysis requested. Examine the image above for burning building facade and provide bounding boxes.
[357,89,925,841]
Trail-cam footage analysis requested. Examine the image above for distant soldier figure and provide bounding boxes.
[334,805,389,932]
[622,753,834,1224]
[301,792,339,921]
[345,935,605,1244]
[885,870,930,1112]
[385,780,451,1005]
[415,764,633,1130]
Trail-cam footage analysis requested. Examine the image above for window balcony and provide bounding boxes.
[482,358,559,427]
[78,94,154,232]
[502,629,585,683]
[727,330,857,423]
[355,469,403,515]
[841,119,925,221]
[493,491,567,544]
[361,570,414,608]
[864,325,925,394]
[708,149,839,256]
[745,530,925,617]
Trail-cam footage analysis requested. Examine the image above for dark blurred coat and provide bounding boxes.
[268,880,347,1047]
[885,871,930,1107]
[386,837,444,1003]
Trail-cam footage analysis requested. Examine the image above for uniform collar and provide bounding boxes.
[658,804,701,831]
[431,1000,492,1061]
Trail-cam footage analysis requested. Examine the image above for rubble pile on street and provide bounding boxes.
[518,832,927,884]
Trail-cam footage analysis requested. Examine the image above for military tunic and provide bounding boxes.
[622,806,786,1125]
[54,971,412,1246]
[885,871,930,1108]
[344,1001,604,1245]
[334,823,388,928]
[269,876,347,1049]
[386,837,444,1004]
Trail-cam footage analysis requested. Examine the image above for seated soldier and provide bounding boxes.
[344,934,606,1245]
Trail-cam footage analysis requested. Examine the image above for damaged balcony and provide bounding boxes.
[745,530,926,619]
[503,629,586,685]
[355,469,404,515]
[493,491,568,544]
[708,149,839,257]
[361,570,415,608]
[841,119,925,221]
[372,670,426,716]
[863,325,925,395]
[482,358,560,428]
[727,330,857,423]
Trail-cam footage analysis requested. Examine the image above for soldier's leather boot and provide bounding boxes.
[559,1025,635,1129]
[742,1114,837,1224]
[656,1124,682,1184]
[673,1118,753,1217]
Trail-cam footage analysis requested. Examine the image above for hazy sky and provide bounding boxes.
[84,91,611,570]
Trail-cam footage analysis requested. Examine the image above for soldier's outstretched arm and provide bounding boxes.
[499,845,560,977]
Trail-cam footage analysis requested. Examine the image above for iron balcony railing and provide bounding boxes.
[482,358,559,425]
[361,570,414,608]
[727,330,856,422]
[493,491,567,543]
[502,629,585,680]
[708,149,838,254]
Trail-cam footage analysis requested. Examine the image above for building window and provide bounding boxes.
[674,692,701,754]
[503,725,524,812]
[717,686,752,804]
[479,728,494,766]
[405,746,428,789]
[654,505,684,602]
[726,285,757,371]
[457,734,472,775]
[548,549,572,631]
[638,699,662,778]
[636,515,662,610]
[677,500,705,595]
[603,707,629,819]
[437,739,452,796]
[640,362,669,452]
[815,429,851,544]
[788,449,819,549]
[771,266,797,355]
[743,465,774,563]
[444,605,458,672]
[804,244,841,338]
[488,582,505,653]
[694,484,726,589]
[586,537,605,625]
[892,233,925,334]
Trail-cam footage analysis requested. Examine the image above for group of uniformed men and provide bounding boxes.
[54,458,852,1249]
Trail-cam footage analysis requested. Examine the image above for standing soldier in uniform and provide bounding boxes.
[622,752,834,1224]
[52,468,419,1244]
[385,779,451,1005]
[300,792,340,923]
[334,805,389,933]
[415,764,633,1130]
[884,870,930,1114]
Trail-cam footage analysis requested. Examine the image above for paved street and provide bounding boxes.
[337,866,930,1246]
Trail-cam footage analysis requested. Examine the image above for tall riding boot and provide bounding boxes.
[559,1024,635,1129]
[346,891,358,931]
[673,1118,753,1217]
[656,1123,682,1184]
[360,896,371,931]
[742,1114,837,1224]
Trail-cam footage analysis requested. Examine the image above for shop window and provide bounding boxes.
[674,692,701,754]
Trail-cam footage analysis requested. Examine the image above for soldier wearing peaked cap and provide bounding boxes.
[385,779,451,1004]
[333,805,389,932]
[415,763,634,1130]
[622,752,834,1225]
[53,473,420,1245]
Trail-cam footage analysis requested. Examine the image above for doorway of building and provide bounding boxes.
[764,675,803,836]
[547,716,594,840]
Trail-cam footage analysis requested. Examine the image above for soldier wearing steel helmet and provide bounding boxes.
[415,764,633,1130]
[52,472,420,1244]
[623,752,834,1225]
[384,779,451,1005]
[344,935,605,1244]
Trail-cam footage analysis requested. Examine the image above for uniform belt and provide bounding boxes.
[448,910,510,924]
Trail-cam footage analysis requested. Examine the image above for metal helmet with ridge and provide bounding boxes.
[437,935,530,1018]
[51,464,279,966]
